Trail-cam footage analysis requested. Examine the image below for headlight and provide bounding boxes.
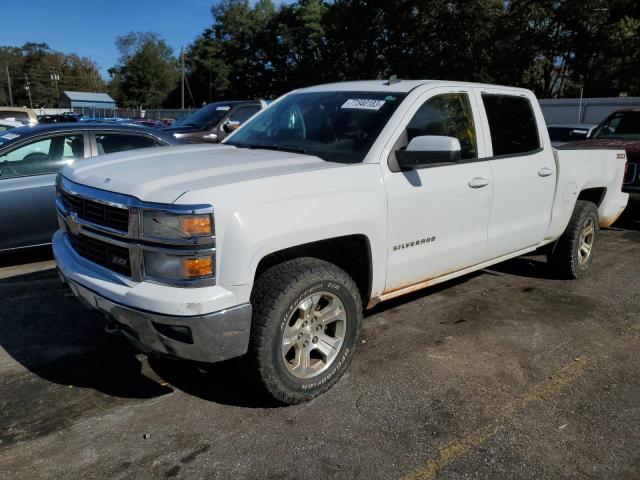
[143,251,215,282]
[141,210,213,240]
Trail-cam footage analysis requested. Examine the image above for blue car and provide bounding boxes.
[0,123,183,251]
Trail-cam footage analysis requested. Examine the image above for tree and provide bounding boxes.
[0,42,105,108]
[108,32,179,108]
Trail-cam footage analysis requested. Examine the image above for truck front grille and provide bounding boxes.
[68,232,132,277]
[61,190,129,232]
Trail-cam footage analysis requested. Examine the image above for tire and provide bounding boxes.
[249,257,362,404]
[548,200,599,279]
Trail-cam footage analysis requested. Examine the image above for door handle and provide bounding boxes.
[538,167,554,177]
[468,177,490,188]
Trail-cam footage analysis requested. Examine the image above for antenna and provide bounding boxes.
[386,75,400,86]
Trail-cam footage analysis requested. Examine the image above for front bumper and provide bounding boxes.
[54,231,252,363]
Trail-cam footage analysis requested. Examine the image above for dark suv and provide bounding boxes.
[164,101,263,143]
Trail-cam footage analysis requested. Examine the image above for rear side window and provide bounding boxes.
[481,94,540,156]
[95,134,158,155]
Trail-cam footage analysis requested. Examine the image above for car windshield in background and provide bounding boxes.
[592,111,640,139]
[225,91,407,163]
[174,104,231,129]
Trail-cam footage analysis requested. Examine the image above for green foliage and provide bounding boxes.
[0,42,105,108]
[108,32,179,108]
[7,1,636,108]
[179,0,639,101]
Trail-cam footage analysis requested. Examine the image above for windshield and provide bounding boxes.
[225,91,407,163]
[592,111,640,139]
[173,104,231,129]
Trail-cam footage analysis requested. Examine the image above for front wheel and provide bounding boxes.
[548,200,599,279]
[249,258,362,404]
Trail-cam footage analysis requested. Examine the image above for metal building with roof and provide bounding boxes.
[60,91,117,117]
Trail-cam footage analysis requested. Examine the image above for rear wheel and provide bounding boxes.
[250,258,362,404]
[548,200,599,279]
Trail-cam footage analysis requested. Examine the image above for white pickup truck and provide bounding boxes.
[54,80,628,404]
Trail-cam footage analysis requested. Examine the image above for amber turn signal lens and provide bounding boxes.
[181,257,213,278]
[180,215,212,236]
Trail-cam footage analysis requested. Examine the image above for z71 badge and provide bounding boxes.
[393,236,436,251]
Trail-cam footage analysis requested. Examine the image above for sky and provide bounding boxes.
[0,0,217,78]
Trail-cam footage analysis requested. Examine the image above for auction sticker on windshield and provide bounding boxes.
[341,99,386,110]
[1,132,20,140]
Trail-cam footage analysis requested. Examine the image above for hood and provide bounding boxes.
[61,144,339,204]
[559,138,640,160]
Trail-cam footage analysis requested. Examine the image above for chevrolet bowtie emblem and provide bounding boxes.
[66,212,81,235]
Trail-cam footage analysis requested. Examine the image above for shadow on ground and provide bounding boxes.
[0,245,53,268]
[0,267,172,401]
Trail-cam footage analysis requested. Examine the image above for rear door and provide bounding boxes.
[476,89,556,258]
[0,131,88,249]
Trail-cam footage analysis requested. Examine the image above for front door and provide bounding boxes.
[0,133,86,250]
[384,88,493,293]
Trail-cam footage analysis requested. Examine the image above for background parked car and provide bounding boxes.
[0,123,183,251]
[547,123,597,147]
[0,106,38,126]
[559,109,640,200]
[164,100,263,143]
[37,113,82,124]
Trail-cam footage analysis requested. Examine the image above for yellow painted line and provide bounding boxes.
[402,356,588,480]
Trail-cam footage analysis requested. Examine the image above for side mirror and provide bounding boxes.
[223,120,241,133]
[396,135,461,170]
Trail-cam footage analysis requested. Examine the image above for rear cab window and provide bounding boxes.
[481,94,540,156]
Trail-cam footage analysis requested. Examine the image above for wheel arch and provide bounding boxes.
[252,234,374,308]
[577,187,607,207]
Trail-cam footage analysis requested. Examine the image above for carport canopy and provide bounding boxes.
[60,91,117,115]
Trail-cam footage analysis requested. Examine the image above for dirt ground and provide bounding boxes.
[1,203,639,480]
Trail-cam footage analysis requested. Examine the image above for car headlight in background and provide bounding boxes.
[143,251,215,282]
[141,210,213,240]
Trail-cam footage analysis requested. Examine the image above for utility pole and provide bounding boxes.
[24,73,33,109]
[50,67,60,108]
[5,64,13,106]
[180,47,185,110]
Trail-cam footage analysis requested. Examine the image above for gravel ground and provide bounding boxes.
[0,203,638,480]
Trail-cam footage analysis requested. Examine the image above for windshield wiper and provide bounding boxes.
[232,142,308,154]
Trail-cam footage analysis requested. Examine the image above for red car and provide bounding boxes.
[561,109,640,200]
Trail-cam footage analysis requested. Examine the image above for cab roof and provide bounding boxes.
[298,79,533,94]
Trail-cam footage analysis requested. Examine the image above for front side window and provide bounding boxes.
[226,91,406,163]
[482,94,540,156]
[405,93,478,160]
[228,106,261,124]
[95,134,158,155]
[0,134,83,178]
[592,111,640,139]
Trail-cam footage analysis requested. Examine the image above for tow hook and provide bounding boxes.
[105,319,121,334]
